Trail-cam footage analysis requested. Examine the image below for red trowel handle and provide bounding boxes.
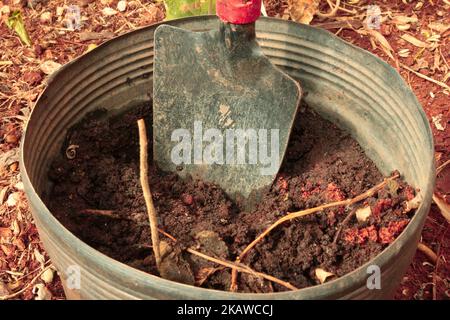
[217,0,261,25]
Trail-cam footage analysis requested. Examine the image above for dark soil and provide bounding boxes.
[46,102,417,293]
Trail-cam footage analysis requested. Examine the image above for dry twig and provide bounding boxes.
[436,160,450,175]
[417,243,438,264]
[137,119,161,270]
[401,63,450,92]
[318,0,340,18]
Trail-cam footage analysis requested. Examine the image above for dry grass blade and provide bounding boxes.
[401,63,450,92]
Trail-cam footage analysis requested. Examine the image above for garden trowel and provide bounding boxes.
[153,0,301,203]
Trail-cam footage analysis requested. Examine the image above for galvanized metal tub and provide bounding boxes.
[20,16,435,299]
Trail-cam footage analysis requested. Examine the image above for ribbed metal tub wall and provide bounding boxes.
[20,16,435,299]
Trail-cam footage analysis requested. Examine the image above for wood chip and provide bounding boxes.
[401,34,430,48]
[79,31,115,41]
[398,48,410,57]
[432,114,445,131]
[40,60,62,75]
[390,15,418,25]
[428,22,450,34]
[102,7,118,16]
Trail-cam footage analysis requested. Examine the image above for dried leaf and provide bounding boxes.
[315,268,335,284]
[0,148,19,168]
[414,1,423,10]
[390,15,418,25]
[117,0,127,12]
[5,10,32,46]
[0,5,10,16]
[0,227,12,239]
[405,193,422,213]
[6,192,19,207]
[102,7,117,16]
[356,206,372,223]
[426,34,441,43]
[387,179,399,196]
[396,24,411,31]
[432,114,445,131]
[433,193,450,223]
[164,0,216,20]
[33,283,52,300]
[0,187,8,205]
[12,220,20,236]
[401,34,430,48]
[195,267,220,286]
[40,11,52,24]
[33,248,46,266]
[365,29,395,61]
[40,60,62,75]
[56,6,65,17]
[428,22,450,33]
[84,43,97,53]
[288,0,319,25]
[40,268,54,284]
[0,281,10,296]
[14,181,24,191]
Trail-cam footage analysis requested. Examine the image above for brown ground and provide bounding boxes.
[0,0,448,299]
